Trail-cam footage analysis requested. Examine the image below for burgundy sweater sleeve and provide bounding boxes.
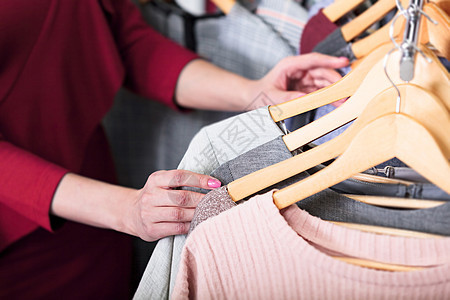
[0,139,67,232]
[103,0,199,109]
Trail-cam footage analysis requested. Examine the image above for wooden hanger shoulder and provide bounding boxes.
[330,222,444,238]
[282,47,450,151]
[344,195,446,209]
[322,0,366,22]
[352,1,450,60]
[422,3,450,59]
[229,84,450,202]
[269,42,394,122]
[273,113,450,209]
[352,14,405,59]
[341,0,409,42]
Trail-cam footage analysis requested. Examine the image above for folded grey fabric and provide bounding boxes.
[133,107,285,300]
[187,136,450,235]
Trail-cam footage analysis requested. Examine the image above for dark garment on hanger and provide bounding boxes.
[312,28,356,61]
[300,9,337,54]
[188,136,450,235]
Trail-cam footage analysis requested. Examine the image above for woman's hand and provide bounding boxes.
[246,53,349,109]
[125,170,221,241]
[51,171,221,242]
[175,53,348,112]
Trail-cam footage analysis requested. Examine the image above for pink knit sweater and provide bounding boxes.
[172,191,450,299]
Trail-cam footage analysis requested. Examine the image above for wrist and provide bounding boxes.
[114,187,141,236]
[237,79,259,111]
[52,173,140,234]
[242,79,273,111]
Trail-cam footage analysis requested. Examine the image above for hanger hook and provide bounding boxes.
[388,13,404,49]
[383,48,402,113]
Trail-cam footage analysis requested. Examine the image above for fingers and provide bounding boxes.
[147,169,221,190]
[164,189,205,207]
[149,222,191,239]
[150,207,196,223]
[279,53,349,76]
[308,67,343,86]
[140,187,205,208]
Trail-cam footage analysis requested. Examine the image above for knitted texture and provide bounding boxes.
[189,186,236,234]
[172,191,450,299]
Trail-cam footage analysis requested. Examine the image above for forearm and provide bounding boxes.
[175,59,255,111]
[51,173,137,234]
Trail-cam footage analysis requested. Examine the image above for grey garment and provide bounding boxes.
[312,28,356,61]
[256,0,309,53]
[133,107,285,300]
[187,136,450,234]
[195,3,295,80]
[297,190,450,236]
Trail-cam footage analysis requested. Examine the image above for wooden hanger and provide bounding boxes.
[422,2,450,58]
[330,222,444,238]
[269,42,394,122]
[271,1,449,123]
[273,111,450,209]
[340,0,409,42]
[332,257,424,272]
[281,47,450,152]
[229,83,450,202]
[349,172,417,185]
[322,0,366,23]
[352,12,406,59]
[352,1,450,59]
[344,195,446,209]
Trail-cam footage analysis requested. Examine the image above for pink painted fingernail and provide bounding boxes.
[208,179,221,188]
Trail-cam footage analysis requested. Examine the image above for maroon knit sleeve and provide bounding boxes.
[0,140,67,232]
[103,0,199,109]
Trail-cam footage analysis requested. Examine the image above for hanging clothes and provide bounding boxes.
[172,190,450,299]
[133,107,287,300]
[187,136,450,235]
